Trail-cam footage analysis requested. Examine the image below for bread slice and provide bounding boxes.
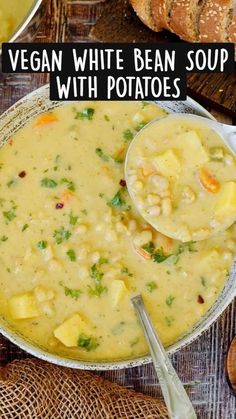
[199,0,234,42]
[170,0,204,42]
[151,0,174,30]
[129,0,162,31]
[228,9,236,42]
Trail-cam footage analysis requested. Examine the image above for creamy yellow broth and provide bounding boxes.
[0,0,33,44]
[126,115,236,242]
[0,101,235,362]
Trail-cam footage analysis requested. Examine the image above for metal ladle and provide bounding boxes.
[125,114,236,242]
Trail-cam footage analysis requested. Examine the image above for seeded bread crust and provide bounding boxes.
[199,0,234,42]
[130,0,162,31]
[151,0,174,30]
[170,0,203,42]
[228,10,236,42]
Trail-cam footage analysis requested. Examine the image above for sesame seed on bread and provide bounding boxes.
[151,0,174,30]
[170,0,204,42]
[199,0,234,42]
[130,0,163,31]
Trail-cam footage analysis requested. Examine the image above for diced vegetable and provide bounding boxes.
[54,314,92,347]
[199,168,220,193]
[215,181,236,219]
[177,131,209,167]
[9,292,41,320]
[154,149,181,178]
[110,280,127,307]
[209,147,224,162]
[33,113,58,127]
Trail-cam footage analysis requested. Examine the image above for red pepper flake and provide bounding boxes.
[9,139,13,146]
[119,179,126,187]
[55,202,64,209]
[197,295,205,304]
[18,171,26,178]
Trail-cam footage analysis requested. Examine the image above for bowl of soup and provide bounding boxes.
[0,85,235,370]
[0,0,47,50]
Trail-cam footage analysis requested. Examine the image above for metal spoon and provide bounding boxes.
[132,294,197,419]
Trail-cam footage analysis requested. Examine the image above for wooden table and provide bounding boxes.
[0,1,235,418]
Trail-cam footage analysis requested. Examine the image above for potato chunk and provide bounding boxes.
[110,280,128,307]
[54,314,92,347]
[154,149,181,178]
[176,131,209,167]
[215,182,236,219]
[9,292,41,320]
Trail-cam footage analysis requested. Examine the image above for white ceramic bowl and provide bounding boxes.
[0,85,235,370]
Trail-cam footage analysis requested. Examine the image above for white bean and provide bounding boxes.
[161,198,172,216]
[147,194,160,205]
[150,174,169,192]
[147,206,161,217]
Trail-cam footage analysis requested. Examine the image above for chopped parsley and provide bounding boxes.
[22,223,29,232]
[123,129,134,142]
[75,108,95,121]
[107,188,127,209]
[41,178,58,188]
[95,148,110,162]
[99,257,108,265]
[142,242,155,254]
[69,212,78,226]
[152,249,171,263]
[166,295,175,307]
[77,334,99,351]
[142,242,172,264]
[37,240,48,250]
[141,101,149,108]
[104,114,110,121]
[3,208,16,222]
[60,282,82,300]
[165,316,174,327]
[146,281,157,292]
[88,263,107,297]
[66,249,76,262]
[1,235,8,242]
[7,179,16,188]
[136,121,147,131]
[53,227,71,244]
[60,178,75,192]
[121,267,133,277]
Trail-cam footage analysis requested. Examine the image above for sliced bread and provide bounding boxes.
[199,0,234,42]
[228,9,236,42]
[151,0,174,30]
[130,0,162,31]
[170,0,205,42]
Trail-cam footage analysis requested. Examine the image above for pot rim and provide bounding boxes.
[0,84,235,370]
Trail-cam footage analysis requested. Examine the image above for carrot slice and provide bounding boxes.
[61,190,74,204]
[199,168,220,193]
[140,162,156,177]
[134,245,151,260]
[33,113,58,127]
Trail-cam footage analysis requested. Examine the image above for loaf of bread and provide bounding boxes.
[130,0,236,42]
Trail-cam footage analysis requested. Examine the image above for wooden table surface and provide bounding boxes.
[0,1,236,418]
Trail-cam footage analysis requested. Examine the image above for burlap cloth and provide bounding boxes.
[0,357,169,418]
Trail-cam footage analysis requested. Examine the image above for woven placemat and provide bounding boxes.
[0,354,169,418]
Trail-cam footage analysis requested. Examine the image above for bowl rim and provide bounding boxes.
[0,84,235,370]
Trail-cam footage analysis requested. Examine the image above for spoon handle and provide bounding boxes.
[132,295,197,419]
